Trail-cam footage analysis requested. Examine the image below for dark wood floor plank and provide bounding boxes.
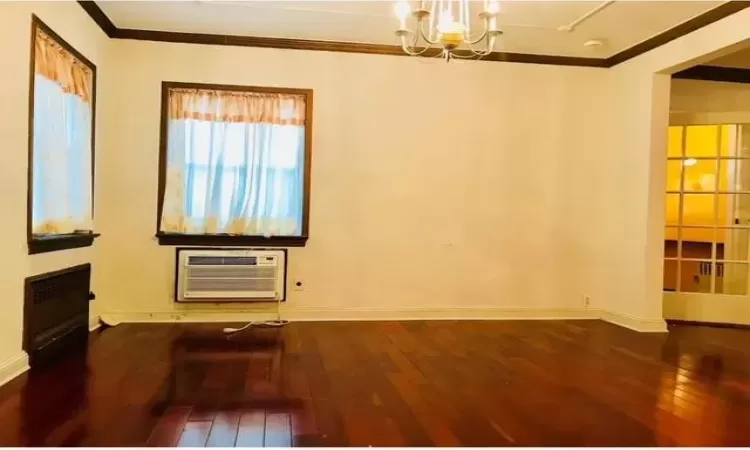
[146,406,192,447]
[2,321,750,446]
[206,411,240,447]
[235,410,265,447]
[177,420,212,447]
[264,413,292,447]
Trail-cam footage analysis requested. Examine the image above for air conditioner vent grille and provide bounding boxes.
[188,256,257,266]
[187,267,276,279]
[186,278,276,292]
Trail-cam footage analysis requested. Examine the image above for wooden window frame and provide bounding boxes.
[27,15,99,255]
[156,81,313,247]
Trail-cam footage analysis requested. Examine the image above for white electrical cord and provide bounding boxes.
[100,314,121,327]
[222,295,288,334]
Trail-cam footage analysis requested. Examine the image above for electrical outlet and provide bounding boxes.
[292,279,304,291]
[583,295,591,307]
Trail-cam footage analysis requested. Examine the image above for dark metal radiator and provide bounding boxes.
[23,264,92,367]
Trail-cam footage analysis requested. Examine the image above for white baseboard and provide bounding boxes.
[0,353,29,387]
[102,307,600,324]
[0,308,660,389]
[599,309,668,333]
[663,291,750,326]
[89,315,101,331]
[100,307,669,333]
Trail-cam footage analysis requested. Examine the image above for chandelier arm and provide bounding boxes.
[400,34,435,56]
[485,34,498,54]
[418,18,440,46]
[411,46,437,56]
[465,49,489,60]
[401,44,429,56]
[450,50,484,59]
[465,18,491,46]
[397,33,420,56]
[460,43,485,57]
[397,26,421,51]
[409,20,422,49]
[461,33,496,57]
[453,48,489,59]
[414,49,448,63]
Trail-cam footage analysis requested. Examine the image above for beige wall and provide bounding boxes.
[98,40,609,322]
[0,2,108,381]
[102,8,750,330]
[587,7,750,331]
[671,79,750,125]
[581,69,672,331]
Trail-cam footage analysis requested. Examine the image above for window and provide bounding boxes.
[663,124,750,295]
[157,82,312,247]
[28,16,97,255]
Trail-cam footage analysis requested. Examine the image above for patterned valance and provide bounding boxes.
[34,28,93,103]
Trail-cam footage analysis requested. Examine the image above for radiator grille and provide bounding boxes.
[32,269,89,305]
[24,264,91,367]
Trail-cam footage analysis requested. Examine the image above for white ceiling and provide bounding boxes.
[97,0,724,58]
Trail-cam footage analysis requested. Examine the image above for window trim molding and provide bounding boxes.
[156,233,307,247]
[28,233,101,255]
[156,81,313,247]
[27,15,98,255]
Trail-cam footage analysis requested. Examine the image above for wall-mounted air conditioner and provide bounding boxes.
[176,248,286,302]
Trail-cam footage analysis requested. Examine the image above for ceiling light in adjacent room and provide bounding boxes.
[684,158,698,167]
[394,0,502,62]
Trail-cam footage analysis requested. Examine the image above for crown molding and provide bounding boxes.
[77,0,750,68]
[673,64,750,83]
[114,27,610,67]
[605,1,750,66]
[78,0,117,38]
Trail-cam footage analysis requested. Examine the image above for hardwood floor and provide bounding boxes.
[0,320,749,446]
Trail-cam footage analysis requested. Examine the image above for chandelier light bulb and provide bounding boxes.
[438,12,465,49]
[394,1,411,28]
[437,9,454,30]
[488,0,500,14]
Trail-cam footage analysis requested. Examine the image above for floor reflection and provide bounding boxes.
[148,327,305,446]
[657,327,737,446]
[20,350,90,445]
[5,321,750,446]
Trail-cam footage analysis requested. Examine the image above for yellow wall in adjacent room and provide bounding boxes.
[665,125,733,243]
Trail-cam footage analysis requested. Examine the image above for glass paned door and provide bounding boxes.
[663,124,750,295]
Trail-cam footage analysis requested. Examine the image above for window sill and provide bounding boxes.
[28,233,100,255]
[156,233,308,247]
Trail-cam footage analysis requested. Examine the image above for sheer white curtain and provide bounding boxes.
[31,29,93,235]
[160,89,306,236]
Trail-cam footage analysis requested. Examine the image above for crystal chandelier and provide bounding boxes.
[394,0,502,61]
